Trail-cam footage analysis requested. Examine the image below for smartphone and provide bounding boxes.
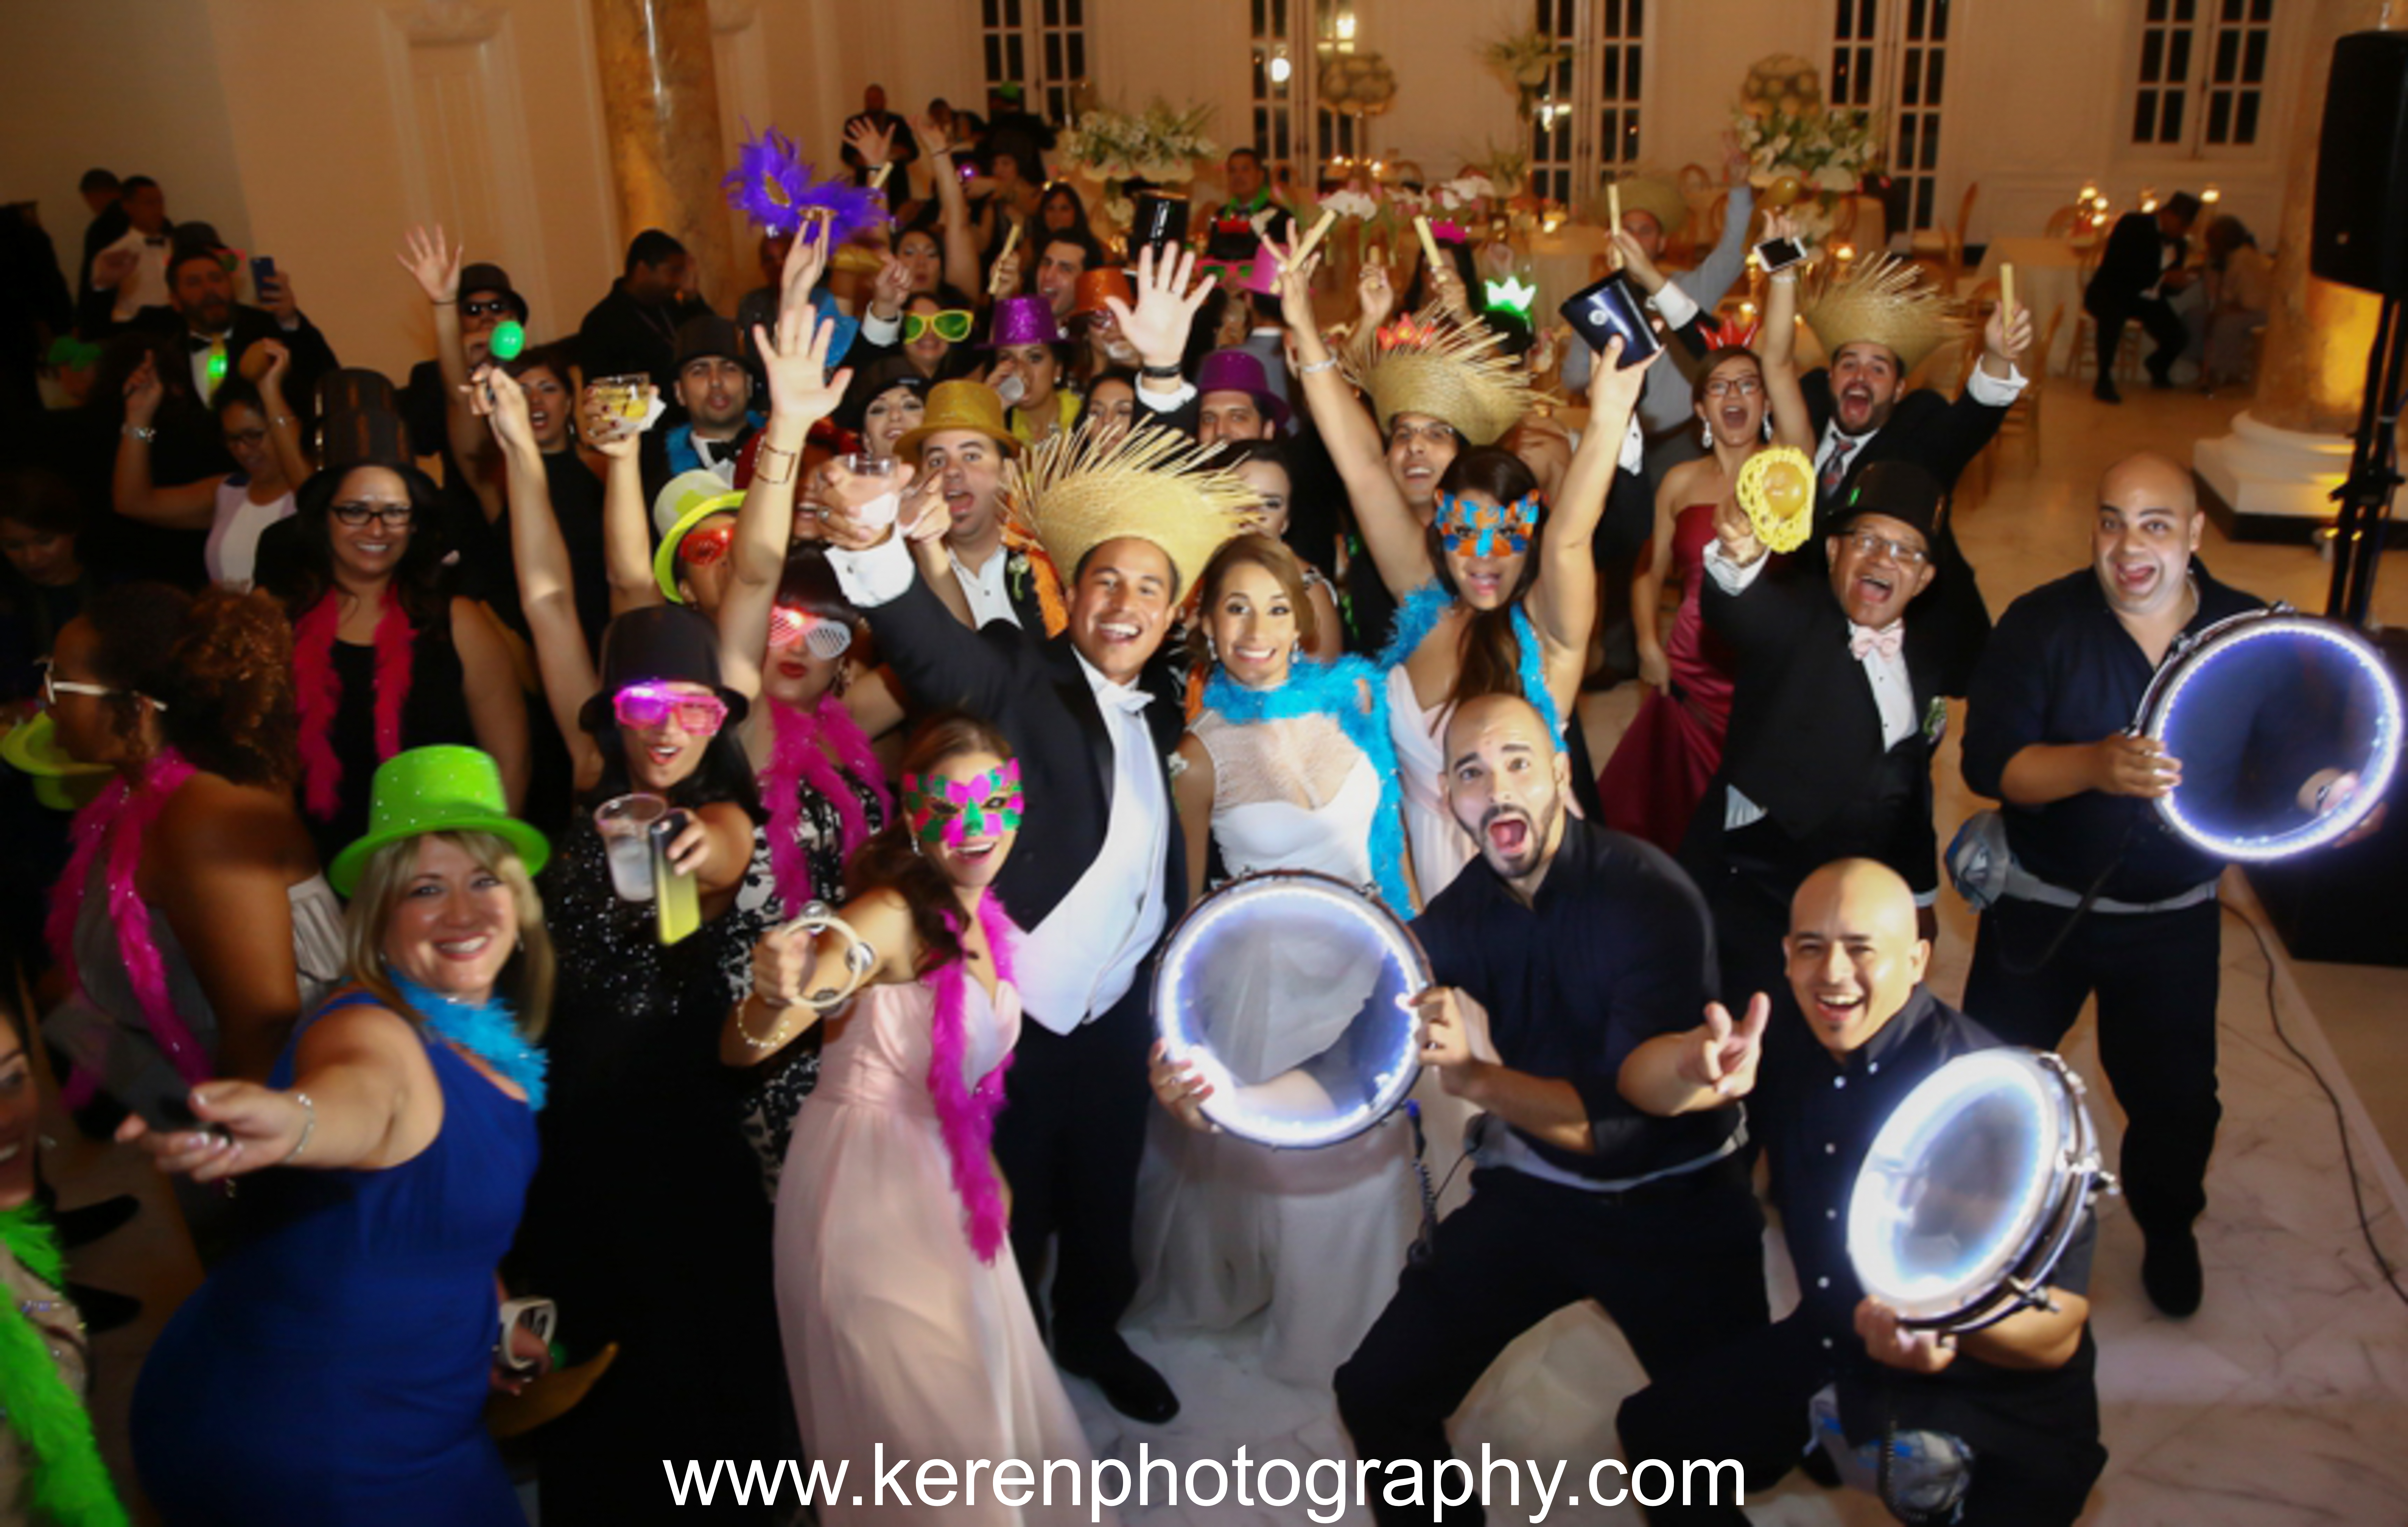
[250,256,277,299]
[1558,273,1664,370]
[1755,237,1806,274]
[1130,194,1190,258]
[652,812,701,946]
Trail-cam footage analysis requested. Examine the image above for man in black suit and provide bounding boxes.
[577,229,711,391]
[840,83,919,212]
[1683,461,1974,1023]
[1797,262,2031,693]
[73,170,127,322]
[818,435,1246,1426]
[2083,191,2200,403]
[130,241,338,432]
[401,260,526,463]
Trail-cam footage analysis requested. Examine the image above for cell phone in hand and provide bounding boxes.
[1755,238,1806,275]
[1559,274,1664,370]
[250,256,277,299]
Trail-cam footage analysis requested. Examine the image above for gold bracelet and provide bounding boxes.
[754,439,799,486]
[734,994,792,1051]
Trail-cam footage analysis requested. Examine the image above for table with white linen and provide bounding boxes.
[1973,237,2090,377]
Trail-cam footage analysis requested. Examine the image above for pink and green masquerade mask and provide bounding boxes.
[1438,491,1540,558]
[904,759,1025,847]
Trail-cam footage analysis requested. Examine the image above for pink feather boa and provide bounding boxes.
[292,593,415,821]
[762,694,892,920]
[44,748,207,1103]
[926,894,1019,1262]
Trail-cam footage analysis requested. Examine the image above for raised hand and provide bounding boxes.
[467,362,537,455]
[1262,232,1322,338]
[122,351,163,423]
[396,223,463,304]
[1426,255,1471,318]
[1762,208,1806,248]
[910,113,952,159]
[1608,227,1666,292]
[238,336,291,385]
[1983,292,2034,368]
[1104,242,1214,371]
[755,307,851,426]
[1681,994,1770,1099]
[578,380,653,459]
[844,117,897,170]
[260,267,300,323]
[1722,130,1754,189]
[988,243,1024,300]
[751,924,823,1009]
[1357,251,1395,330]
[869,252,911,321]
[1711,485,1763,567]
[778,215,832,319]
[1586,334,1657,420]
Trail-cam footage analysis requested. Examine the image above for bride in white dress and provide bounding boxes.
[1136,536,1422,1391]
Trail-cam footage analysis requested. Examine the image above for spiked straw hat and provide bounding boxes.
[1599,173,1691,242]
[1802,253,1971,377]
[1341,306,1535,446]
[1003,423,1254,609]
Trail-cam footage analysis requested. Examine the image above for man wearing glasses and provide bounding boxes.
[1682,461,1972,1028]
[402,262,525,463]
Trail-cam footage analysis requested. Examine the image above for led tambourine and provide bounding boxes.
[1734,445,1817,554]
[1152,871,1429,1149]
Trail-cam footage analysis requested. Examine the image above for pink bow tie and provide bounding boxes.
[1849,622,1904,661]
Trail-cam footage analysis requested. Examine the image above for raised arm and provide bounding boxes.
[1755,212,1816,452]
[912,115,983,297]
[113,355,222,528]
[1618,994,1768,1118]
[249,342,316,483]
[1527,336,1648,674]
[722,887,924,1066]
[587,394,658,618]
[1267,240,1433,596]
[395,224,473,438]
[476,364,603,788]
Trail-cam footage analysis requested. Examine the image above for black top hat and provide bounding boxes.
[675,314,744,370]
[1839,460,1946,545]
[314,369,411,474]
[577,605,749,734]
[2162,191,2203,223]
[459,261,530,323]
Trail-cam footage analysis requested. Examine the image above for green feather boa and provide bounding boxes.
[0,1206,128,1527]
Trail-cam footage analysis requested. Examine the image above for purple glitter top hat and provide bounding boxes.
[982,294,1067,348]
[1194,348,1290,429]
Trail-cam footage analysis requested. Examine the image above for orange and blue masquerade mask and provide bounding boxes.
[1438,491,1540,558]
[904,758,1025,847]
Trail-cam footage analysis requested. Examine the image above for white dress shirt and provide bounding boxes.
[823,532,1171,1030]
[949,542,1023,629]
[98,228,170,321]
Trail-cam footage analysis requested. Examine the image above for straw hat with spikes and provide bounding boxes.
[1341,306,1535,446]
[1598,173,1691,243]
[1802,253,1971,377]
[1002,424,1254,625]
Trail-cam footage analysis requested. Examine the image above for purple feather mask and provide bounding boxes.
[722,126,888,242]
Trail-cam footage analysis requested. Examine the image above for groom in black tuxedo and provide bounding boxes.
[1682,461,1980,1022]
[820,464,1239,1426]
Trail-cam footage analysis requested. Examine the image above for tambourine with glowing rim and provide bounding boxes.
[1847,1048,2113,1332]
[778,900,879,1011]
[1734,446,1816,554]
[2132,607,2401,861]
[1152,870,1429,1149]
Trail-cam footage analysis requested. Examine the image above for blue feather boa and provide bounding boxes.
[1200,656,1417,914]
[1374,580,1565,743]
[394,974,547,1111]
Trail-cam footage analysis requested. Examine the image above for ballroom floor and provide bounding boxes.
[49,377,2408,1525]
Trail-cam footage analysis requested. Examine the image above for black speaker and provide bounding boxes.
[2311,30,2408,298]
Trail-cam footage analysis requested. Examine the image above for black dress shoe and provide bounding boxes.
[53,1194,138,1250]
[1059,1339,1179,1424]
[2141,1227,2203,1317]
[2093,378,2122,404]
[65,1282,143,1335]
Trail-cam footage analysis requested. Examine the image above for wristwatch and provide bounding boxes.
[122,423,157,443]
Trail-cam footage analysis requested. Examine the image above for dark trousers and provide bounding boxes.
[1964,894,2222,1237]
[994,976,1152,1360]
[1335,1159,1767,1527]
[1618,1316,2102,1526]
[2090,293,2188,381]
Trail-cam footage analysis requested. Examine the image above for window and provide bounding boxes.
[1316,0,1363,171]
[980,0,1087,125]
[1250,0,1298,183]
[1830,0,1952,232]
[1527,0,1645,207]
[2133,0,2276,149]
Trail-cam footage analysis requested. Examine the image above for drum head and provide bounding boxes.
[2136,611,2401,861]
[1152,871,1430,1148]
[1847,1050,2077,1326]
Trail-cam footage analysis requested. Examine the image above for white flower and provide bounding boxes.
[1322,190,1381,220]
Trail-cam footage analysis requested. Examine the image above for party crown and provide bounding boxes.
[1483,277,1538,318]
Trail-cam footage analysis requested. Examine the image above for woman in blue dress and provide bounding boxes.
[122,745,553,1526]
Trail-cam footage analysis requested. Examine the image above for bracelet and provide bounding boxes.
[122,423,157,443]
[430,297,457,306]
[734,994,795,1051]
[280,1091,316,1164]
[1140,364,1184,380]
[271,415,294,427]
[1297,357,1339,376]
[753,439,799,486]
[1769,273,1799,286]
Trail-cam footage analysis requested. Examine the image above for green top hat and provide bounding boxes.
[329,745,550,897]
[651,469,745,603]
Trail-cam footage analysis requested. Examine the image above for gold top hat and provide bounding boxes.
[1802,253,1970,377]
[894,380,1023,466]
[1599,173,1690,242]
[1004,423,1253,606]
[1341,307,1534,447]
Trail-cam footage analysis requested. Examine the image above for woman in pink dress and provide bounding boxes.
[1599,222,1815,852]
[724,715,1104,1526]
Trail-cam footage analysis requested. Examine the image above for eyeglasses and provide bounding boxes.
[1388,420,1459,448]
[1843,528,1931,569]
[612,684,728,736]
[677,523,736,568]
[331,501,414,528]
[462,298,514,319]
[903,309,974,344]
[37,659,165,711]
[1703,376,1764,398]
[222,426,269,449]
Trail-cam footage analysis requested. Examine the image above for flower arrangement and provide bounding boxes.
[1730,55,1883,207]
[1319,52,1398,116]
[1478,29,1573,120]
[1058,100,1218,184]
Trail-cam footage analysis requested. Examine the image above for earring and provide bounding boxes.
[1761,416,1774,442]
[1206,634,1219,663]
[910,833,924,858]
[1699,419,1713,449]
[1292,639,1304,661]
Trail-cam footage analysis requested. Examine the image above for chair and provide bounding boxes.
[1970,301,2070,502]
[2043,203,2084,238]
[1909,180,1981,290]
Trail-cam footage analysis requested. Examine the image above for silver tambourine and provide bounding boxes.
[2134,607,2401,861]
[1152,871,1430,1149]
[781,900,879,1010]
[1847,1049,2114,1333]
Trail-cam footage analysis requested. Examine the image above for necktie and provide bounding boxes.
[1819,434,1859,497]
[1848,622,1904,661]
